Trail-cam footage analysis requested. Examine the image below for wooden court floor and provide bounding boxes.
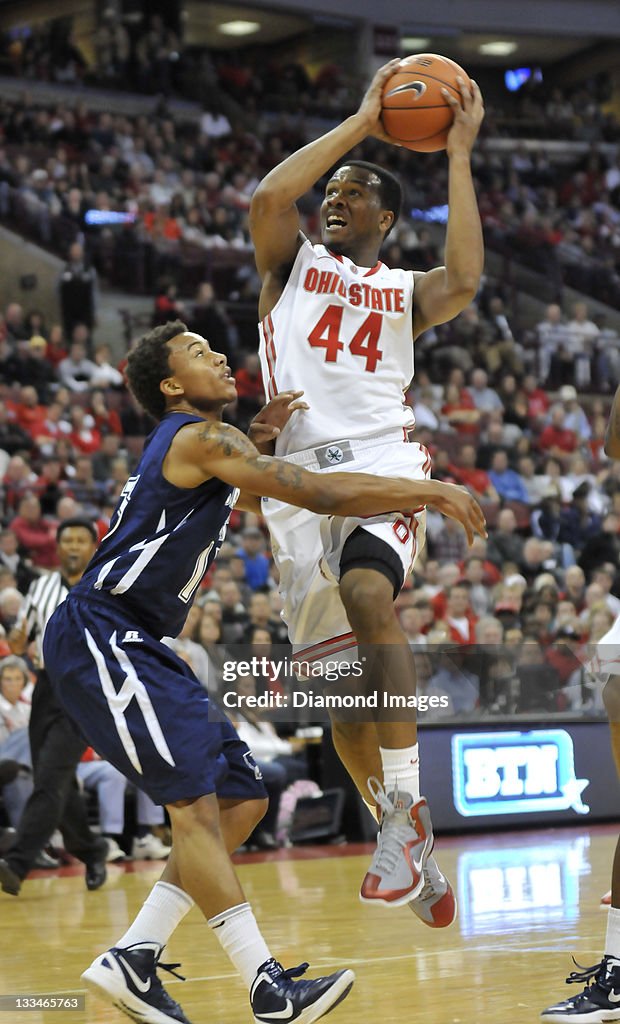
[1,824,618,1024]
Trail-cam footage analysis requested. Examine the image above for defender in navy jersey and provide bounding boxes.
[74,411,238,641]
[43,319,484,1024]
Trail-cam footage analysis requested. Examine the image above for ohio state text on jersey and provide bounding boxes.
[258,240,416,455]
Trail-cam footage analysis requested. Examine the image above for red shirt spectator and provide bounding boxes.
[456,556,502,586]
[31,402,71,453]
[588,413,608,467]
[441,384,480,437]
[69,408,101,455]
[235,358,265,403]
[545,627,583,688]
[523,376,550,419]
[94,515,111,544]
[234,353,266,429]
[144,210,183,241]
[92,407,122,436]
[436,584,478,645]
[451,464,493,495]
[10,494,58,569]
[430,590,447,621]
[152,284,185,326]
[538,423,578,455]
[12,385,47,438]
[91,392,122,436]
[449,443,498,500]
[45,325,68,369]
[539,406,578,456]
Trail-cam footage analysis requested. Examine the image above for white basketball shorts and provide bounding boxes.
[261,429,431,669]
[589,615,620,682]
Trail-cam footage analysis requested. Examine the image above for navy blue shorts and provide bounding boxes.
[42,595,267,806]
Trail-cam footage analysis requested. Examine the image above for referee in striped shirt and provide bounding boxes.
[0,518,109,896]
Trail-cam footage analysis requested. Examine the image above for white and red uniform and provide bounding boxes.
[258,238,429,667]
[589,618,620,682]
[260,240,415,453]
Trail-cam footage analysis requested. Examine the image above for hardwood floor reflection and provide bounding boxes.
[0,825,618,1023]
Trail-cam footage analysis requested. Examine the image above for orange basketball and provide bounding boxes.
[381,53,472,152]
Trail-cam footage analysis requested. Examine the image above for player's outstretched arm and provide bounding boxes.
[605,383,620,459]
[168,421,486,544]
[412,78,485,339]
[249,59,401,283]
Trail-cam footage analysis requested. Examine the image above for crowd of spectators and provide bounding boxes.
[0,42,618,310]
[2,12,618,142]
[474,143,620,307]
[0,32,618,855]
[0,276,618,734]
[0,13,182,96]
[0,14,357,114]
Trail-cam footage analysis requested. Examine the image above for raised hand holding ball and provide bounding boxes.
[381,53,474,152]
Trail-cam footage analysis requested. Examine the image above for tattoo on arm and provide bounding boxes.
[198,422,255,458]
[198,423,305,490]
[274,460,304,490]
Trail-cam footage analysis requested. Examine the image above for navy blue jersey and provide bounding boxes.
[73,413,238,638]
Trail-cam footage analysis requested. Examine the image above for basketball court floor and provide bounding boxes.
[0,824,617,1023]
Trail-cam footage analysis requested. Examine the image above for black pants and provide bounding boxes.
[6,670,101,880]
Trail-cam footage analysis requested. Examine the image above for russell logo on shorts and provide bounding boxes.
[122,630,144,644]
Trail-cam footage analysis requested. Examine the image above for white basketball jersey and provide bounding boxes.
[258,239,416,455]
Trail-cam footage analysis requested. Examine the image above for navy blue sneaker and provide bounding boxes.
[81,941,193,1023]
[250,958,355,1024]
[541,956,620,1021]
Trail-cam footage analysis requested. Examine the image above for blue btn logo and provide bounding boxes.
[452,730,590,817]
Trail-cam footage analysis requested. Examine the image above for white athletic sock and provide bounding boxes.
[380,744,421,802]
[116,881,194,950]
[209,902,273,989]
[605,906,620,959]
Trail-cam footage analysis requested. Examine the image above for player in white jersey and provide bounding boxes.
[542,383,620,1022]
[260,242,416,454]
[250,58,485,919]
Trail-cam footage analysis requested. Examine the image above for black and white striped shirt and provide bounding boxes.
[19,572,70,664]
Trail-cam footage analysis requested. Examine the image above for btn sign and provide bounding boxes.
[452,730,590,817]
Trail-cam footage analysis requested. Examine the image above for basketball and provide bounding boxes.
[381,53,472,152]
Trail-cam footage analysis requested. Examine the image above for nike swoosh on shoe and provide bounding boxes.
[117,954,152,994]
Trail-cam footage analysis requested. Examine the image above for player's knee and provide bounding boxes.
[603,675,620,721]
[167,794,221,837]
[247,797,269,830]
[340,572,395,635]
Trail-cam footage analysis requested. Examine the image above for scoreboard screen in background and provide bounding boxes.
[418,720,619,831]
[452,730,589,817]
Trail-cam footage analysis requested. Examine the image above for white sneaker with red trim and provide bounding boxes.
[360,779,434,907]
